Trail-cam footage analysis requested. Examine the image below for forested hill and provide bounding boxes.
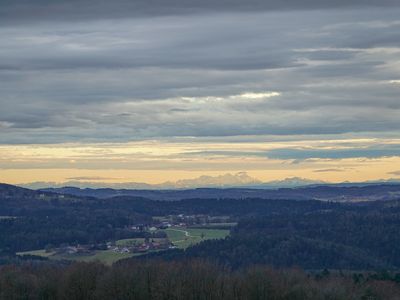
[141,206,400,270]
[2,260,400,299]
[0,183,46,199]
[2,182,400,271]
[41,184,400,201]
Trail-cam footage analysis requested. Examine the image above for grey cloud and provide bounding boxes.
[177,144,400,161]
[296,49,361,61]
[1,0,400,24]
[388,171,400,176]
[266,146,400,160]
[0,16,299,72]
[0,9,400,143]
[299,61,384,78]
[338,24,400,49]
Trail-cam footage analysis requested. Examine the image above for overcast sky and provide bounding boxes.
[0,0,400,186]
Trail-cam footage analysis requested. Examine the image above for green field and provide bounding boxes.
[163,227,230,249]
[190,222,238,229]
[0,216,17,220]
[116,238,145,246]
[18,227,230,264]
[17,249,57,258]
[64,250,136,264]
[18,249,136,265]
[116,237,167,247]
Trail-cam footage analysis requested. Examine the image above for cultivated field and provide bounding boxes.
[17,249,136,265]
[18,227,230,263]
[163,227,230,249]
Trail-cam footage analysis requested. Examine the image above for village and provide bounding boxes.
[38,214,234,258]
[50,237,175,257]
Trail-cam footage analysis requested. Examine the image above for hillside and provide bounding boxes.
[0,183,43,199]
[2,183,400,271]
[41,184,400,202]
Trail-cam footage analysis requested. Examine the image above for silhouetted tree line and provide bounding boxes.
[143,210,400,270]
[0,188,345,255]
[0,196,151,254]
[1,260,400,300]
[3,183,400,271]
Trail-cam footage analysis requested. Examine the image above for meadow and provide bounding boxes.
[162,227,230,249]
[17,227,230,264]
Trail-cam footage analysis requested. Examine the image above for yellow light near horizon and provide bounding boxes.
[0,139,399,185]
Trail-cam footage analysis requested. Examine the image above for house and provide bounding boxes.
[131,224,147,231]
[65,246,78,254]
[137,244,150,252]
[121,247,130,253]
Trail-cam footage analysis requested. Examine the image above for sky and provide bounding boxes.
[0,0,400,187]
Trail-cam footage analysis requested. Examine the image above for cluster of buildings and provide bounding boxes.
[111,239,174,254]
[130,221,172,232]
[48,214,231,257]
[50,243,107,255]
[48,238,175,256]
[155,214,232,227]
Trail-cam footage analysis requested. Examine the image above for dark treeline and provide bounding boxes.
[0,192,151,254]
[0,197,151,254]
[0,183,346,255]
[142,208,400,270]
[3,183,400,272]
[43,184,400,201]
[1,260,400,300]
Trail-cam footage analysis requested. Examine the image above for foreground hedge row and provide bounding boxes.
[1,260,400,299]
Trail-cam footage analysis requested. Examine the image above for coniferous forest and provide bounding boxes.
[3,0,400,298]
[2,260,400,300]
[2,184,400,298]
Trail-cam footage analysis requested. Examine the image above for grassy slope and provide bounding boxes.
[18,249,135,265]
[164,227,230,249]
[18,228,230,263]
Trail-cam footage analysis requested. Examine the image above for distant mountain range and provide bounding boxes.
[20,172,329,190]
[39,183,400,202]
[1,180,400,202]
[20,172,400,192]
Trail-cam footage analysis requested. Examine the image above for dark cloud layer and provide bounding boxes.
[0,1,399,166]
[266,147,400,160]
[178,144,400,161]
[1,0,400,24]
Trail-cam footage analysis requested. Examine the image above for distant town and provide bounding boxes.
[18,214,234,262]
